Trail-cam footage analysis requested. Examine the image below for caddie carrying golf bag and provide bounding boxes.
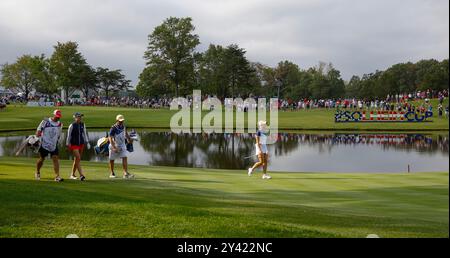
[15,135,41,156]
[125,129,139,153]
[95,134,110,156]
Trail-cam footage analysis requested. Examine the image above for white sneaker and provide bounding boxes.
[262,174,272,179]
[123,173,135,179]
[70,175,78,180]
[109,174,117,178]
[248,168,253,176]
[35,173,41,181]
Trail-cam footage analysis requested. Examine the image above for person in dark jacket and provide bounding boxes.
[66,112,90,181]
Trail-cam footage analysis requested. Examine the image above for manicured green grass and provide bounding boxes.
[0,157,447,238]
[0,98,448,132]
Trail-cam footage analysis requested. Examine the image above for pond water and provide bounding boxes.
[0,131,448,173]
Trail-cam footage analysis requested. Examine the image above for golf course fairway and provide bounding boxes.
[0,157,447,238]
[0,100,449,132]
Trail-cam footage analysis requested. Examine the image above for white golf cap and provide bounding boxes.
[116,114,125,122]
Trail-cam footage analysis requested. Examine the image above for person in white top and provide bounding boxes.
[35,110,63,182]
[248,121,272,179]
[108,114,134,179]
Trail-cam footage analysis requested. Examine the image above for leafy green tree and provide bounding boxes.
[258,64,279,97]
[415,59,449,91]
[247,62,263,96]
[384,62,416,94]
[79,65,98,99]
[252,62,273,96]
[308,67,328,99]
[224,44,256,98]
[196,44,257,98]
[1,55,53,99]
[197,44,228,96]
[96,67,130,99]
[143,17,200,97]
[349,59,449,99]
[49,41,87,102]
[297,70,313,98]
[33,55,57,95]
[345,75,362,98]
[326,64,345,98]
[440,59,449,91]
[305,62,345,99]
[359,71,383,99]
[274,60,301,99]
[136,65,172,97]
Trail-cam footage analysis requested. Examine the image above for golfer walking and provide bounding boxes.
[66,112,90,181]
[35,110,64,182]
[248,120,272,179]
[108,114,134,179]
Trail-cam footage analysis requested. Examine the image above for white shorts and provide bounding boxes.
[256,144,268,155]
[109,146,128,160]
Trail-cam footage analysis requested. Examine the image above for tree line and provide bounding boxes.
[137,17,448,100]
[1,41,130,102]
[346,59,449,99]
[2,16,448,102]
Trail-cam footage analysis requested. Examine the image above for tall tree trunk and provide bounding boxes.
[174,69,179,97]
[25,87,30,101]
[84,87,89,100]
[277,85,280,99]
[65,88,69,104]
[231,74,235,98]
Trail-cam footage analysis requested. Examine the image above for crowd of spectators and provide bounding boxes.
[0,89,448,117]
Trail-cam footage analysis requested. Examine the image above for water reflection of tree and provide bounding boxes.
[201,133,255,169]
[139,132,360,169]
[2,132,448,169]
[275,133,338,155]
[0,137,27,156]
[139,132,256,169]
[99,132,450,167]
[140,132,193,167]
[274,134,303,156]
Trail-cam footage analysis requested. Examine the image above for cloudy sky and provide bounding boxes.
[0,0,448,86]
